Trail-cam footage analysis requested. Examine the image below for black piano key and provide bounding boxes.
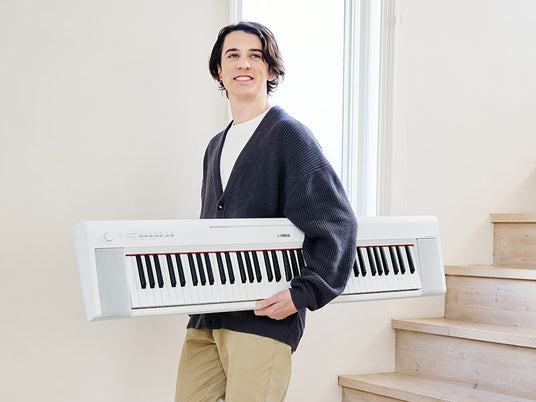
[236,252,247,283]
[281,250,292,281]
[297,249,306,269]
[165,254,177,287]
[187,254,198,286]
[203,253,215,285]
[244,251,255,283]
[224,252,235,284]
[195,254,207,285]
[373,247,384,275]
[135,255,147,289]
[366,248,377,276]
[352,259,359,277]
[271,250,282,282]
[396,246,406,274]
[405,246,416,274]
[263,251,274,282]
[174,254,186,287]
[215,253,226,285]
[289,249,300,277]
[380,247,390,275]
[144,255,156,288]
[389,246,400,275]
[153,255,164,288]
[357,248,367,276]
[251,252,262,283]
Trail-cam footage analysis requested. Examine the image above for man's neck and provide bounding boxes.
[229,95,271,124]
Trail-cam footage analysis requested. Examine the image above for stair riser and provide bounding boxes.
[493,222,536,265]
[445,275,536,327]
[395,331,536,399]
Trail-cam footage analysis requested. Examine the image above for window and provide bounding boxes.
[231,0,392,216]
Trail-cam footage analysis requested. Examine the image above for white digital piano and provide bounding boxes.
[73,216,446,321]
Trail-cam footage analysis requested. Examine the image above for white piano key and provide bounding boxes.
[126,256,143,308]
[163,255,179,306]
[273,249,291,286]
[397,245,420,290]
[152,255,166,306]
[390,246,408,290]
[183,254,201,304]
[176,254,194,305]
[229,252,248,302]
[196,253,214,303]
[139,256,156,307]
[262,250,280,298]
[406,246,422,289]
[150,254,164,307]
[213,252,226,286]
[379,246,400,291]
[222,252,239,302]
[386,246,407,290]
[199,253,218,304]
[166,255,179,305]
[158,254,172,306]
[207,252,229,303]
[241,253,258,300]
[254,251,270,299]
[239,251,266,301]
[359,247,375,293]
[353,248,366,293]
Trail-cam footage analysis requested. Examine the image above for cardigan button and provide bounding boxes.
[217,203,224,210]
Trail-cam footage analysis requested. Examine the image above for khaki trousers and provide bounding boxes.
[175,328,292,402]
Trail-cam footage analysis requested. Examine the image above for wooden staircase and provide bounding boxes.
[339,213,536,401]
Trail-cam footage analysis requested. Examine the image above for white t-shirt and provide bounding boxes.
[220,109,270,189]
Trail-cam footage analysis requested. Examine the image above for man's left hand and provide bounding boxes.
[254,289,297,320]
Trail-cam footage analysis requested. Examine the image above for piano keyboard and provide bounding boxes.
[73,217,445,320]
[126,248,305,309]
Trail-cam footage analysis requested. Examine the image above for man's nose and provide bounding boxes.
[237,57,251,69]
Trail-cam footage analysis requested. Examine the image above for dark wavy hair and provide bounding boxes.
[209,21,285,97]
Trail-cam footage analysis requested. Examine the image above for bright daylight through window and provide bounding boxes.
[235,0,386,216]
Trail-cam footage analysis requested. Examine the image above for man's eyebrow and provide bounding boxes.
[224,48,263,55]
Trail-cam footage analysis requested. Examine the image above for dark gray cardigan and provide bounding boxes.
[188,106,357,350]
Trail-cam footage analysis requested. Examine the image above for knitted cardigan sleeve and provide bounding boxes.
[276,118,358,311]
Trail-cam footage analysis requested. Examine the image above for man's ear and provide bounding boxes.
[268,68,276,83]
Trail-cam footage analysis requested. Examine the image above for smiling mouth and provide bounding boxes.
[234,75,253,81]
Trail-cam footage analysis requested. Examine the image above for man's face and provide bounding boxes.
[218,30,274,101]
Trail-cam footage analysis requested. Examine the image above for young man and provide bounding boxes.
[175,22,357,402]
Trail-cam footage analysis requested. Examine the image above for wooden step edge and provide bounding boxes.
[445,265,536,280]
[490,212,536,223]
[392,317,536,348]
[338,372,535,402]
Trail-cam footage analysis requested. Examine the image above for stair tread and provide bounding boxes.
[339,372,535,402]
[490,212,536,223]
[392,317,536,348]
[445,265,536,280]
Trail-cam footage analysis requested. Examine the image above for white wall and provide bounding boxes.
[1,1,227,401]
[390,0,536,265]
[2,1,534,401]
